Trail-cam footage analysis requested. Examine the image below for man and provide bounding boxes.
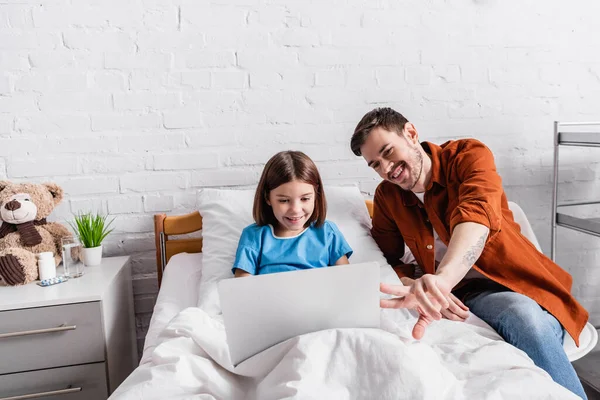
[351,107,588,398]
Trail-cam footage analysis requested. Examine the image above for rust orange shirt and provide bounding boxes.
[371,139,588,345]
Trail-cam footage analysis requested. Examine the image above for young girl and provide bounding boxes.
[232,151,353,277]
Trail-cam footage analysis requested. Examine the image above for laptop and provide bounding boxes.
[218,261,380,366]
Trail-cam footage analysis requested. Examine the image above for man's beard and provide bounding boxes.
[406,149,424,191]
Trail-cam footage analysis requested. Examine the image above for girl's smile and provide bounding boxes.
[267,180,315,237]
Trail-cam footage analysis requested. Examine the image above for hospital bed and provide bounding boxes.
[110,187,596,400]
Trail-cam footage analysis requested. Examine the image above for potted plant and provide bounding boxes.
[70,212,114,266]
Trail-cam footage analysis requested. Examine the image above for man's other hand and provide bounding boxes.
[440,293,469,321]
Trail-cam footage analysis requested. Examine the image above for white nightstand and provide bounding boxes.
[0,256,137,400]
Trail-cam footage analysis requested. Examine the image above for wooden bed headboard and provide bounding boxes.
[154,199,375,287]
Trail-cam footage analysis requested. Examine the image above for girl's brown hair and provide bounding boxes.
[253,151,326,227]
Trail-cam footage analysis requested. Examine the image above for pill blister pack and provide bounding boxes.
[37,275,69,287]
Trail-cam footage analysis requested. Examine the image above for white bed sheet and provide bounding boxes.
[123,249,583,399]
[138,249,591,367]
[140,252,203,365]
[114,295,577,400]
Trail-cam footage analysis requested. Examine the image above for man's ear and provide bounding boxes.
[403,123,419,144]
[42,183,64,205]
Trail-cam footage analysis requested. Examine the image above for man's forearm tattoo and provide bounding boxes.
[462,232,487,267]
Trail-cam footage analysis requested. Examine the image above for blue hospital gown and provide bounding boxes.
[232,220,353,275]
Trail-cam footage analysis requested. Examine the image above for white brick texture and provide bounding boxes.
[2,0,599,345]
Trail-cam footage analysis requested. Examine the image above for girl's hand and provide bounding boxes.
[334,255,349,265]
[234,269,251,278]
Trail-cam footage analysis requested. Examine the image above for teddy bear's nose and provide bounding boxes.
[5,200,21,211]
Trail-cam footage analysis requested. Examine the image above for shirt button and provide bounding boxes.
[426,244,433,250]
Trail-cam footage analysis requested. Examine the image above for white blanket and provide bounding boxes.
[110,306,577,400]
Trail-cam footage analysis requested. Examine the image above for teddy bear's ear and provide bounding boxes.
[42,182,64,205]
[0,181,9,193]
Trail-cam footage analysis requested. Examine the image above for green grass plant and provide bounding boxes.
[69,212,115,248]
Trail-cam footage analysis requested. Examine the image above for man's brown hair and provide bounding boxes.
[253,150,326,227]
[350,107,409,156]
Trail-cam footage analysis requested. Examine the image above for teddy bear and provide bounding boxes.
[0,181,74,286]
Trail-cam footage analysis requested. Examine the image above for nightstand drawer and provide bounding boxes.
[0,302,104,374]
[0,362,108,400]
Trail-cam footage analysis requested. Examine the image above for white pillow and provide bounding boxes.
[196,185,399,315]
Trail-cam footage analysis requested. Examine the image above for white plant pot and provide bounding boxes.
[81,245,103,266]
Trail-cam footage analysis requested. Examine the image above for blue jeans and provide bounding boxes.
[462,283,587,399]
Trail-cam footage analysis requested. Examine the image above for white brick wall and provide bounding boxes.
[2,0,600,353]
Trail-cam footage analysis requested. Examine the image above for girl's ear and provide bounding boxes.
[265,193,271,206]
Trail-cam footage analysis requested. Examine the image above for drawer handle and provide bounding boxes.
[0,324,76,339]
[0,386,82,400]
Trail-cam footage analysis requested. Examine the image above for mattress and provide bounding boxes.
[140,252,203,365]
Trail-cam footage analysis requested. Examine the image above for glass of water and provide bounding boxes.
[61,237,84,278]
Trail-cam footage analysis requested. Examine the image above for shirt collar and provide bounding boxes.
[399,141,447,207]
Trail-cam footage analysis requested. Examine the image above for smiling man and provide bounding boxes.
[351,107,589,399]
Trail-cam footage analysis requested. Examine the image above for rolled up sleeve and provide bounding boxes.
[448,140,503,240]
[371,186,408,275]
